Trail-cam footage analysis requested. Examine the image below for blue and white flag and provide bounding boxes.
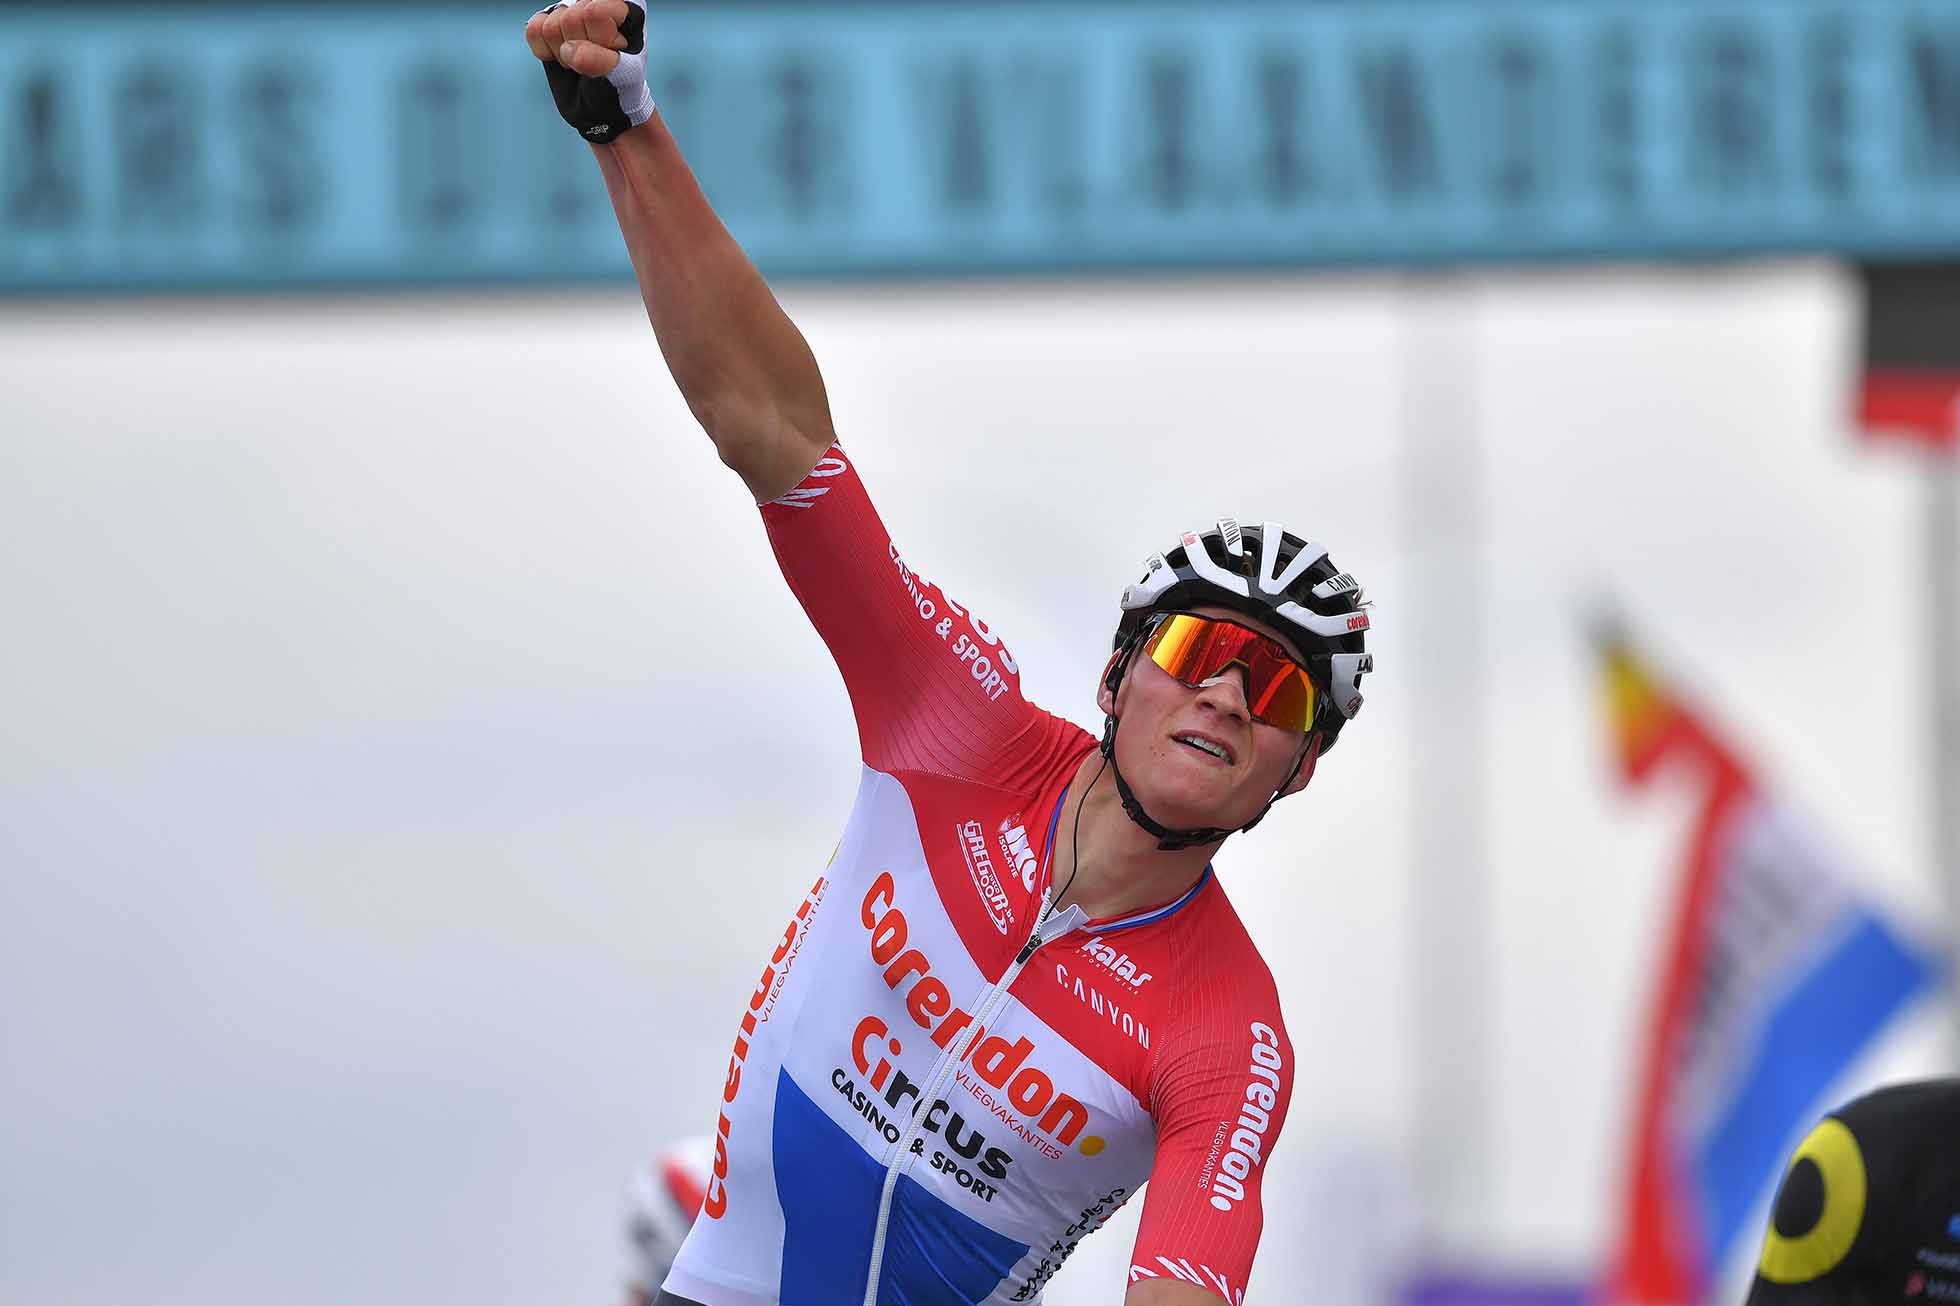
[1599,633,1939,1304]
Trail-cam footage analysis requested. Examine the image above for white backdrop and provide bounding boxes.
[0,264,1946,1305]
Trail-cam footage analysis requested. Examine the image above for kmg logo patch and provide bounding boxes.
[997,817,1037,891]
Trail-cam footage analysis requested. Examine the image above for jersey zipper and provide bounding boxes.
[859,795,1080,1306]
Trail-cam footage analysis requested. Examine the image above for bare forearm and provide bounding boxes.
[591,113,833,501]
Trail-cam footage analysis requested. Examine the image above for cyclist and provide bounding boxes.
[1745,1078,1960,1304]
[526,4,1373,1302]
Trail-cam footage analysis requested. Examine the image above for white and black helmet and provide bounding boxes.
[1115,517,1373,753]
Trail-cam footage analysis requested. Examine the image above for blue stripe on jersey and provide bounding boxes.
[770,1067,1031,1305]
[773,1069,880,1301]
[1095,865,1212,934]
[878,1171,1030,1305]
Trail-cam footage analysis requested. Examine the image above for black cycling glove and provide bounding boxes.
[537,1,652,144]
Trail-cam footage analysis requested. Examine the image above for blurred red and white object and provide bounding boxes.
[624,1136,714,1305]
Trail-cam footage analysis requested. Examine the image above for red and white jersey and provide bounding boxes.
[663,446,1294,1306]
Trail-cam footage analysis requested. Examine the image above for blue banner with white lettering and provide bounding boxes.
[5,1,1960,291]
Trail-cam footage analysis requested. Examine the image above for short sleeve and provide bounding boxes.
[1126,1012,1293,1304]
[760,444,1058,785]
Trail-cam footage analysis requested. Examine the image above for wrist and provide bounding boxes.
[606,67,653,136]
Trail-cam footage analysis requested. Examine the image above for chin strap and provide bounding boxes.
[1097,711,1309,852]
[1098,714,1234,851]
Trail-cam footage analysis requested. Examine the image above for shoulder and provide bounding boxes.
[1147,879,1292,1101]
[1165,877,1289,1029]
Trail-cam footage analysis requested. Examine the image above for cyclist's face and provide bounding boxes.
[1097,605,1319,833]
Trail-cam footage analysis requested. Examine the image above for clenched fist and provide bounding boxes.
[526,0,653,144]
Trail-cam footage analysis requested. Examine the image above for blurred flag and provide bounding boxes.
[1857,263,1960,453]
[1597,630,1937,1306]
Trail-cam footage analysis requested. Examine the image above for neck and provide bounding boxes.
[1048,748,1220,921]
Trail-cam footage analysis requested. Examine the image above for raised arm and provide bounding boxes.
[525,0,834,503]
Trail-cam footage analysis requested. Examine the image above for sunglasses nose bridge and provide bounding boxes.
[1217,656,1318,733]
[1197,658,1251,692]
[1191,664,1254,718]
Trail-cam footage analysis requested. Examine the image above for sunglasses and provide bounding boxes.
[1137,612,1321,733]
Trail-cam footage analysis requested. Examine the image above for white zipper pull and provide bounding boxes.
[1018,902,1087,964]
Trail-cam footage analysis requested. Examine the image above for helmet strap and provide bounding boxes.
[1096,693,1307,853]
[1098,713,1235,851]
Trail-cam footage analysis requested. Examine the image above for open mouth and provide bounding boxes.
[1172,733,1234,765]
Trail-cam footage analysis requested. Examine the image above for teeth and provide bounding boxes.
[1176,735,1229,761]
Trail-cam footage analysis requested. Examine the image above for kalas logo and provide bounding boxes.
[1077,935,1153,989]
[958,821,1014,936]
[997,818,1037,892]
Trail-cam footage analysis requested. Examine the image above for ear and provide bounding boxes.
[1096,651,1122,716]
[1279,733,1322,797]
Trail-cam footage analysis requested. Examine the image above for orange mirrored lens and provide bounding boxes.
[1140,613,1318,731]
